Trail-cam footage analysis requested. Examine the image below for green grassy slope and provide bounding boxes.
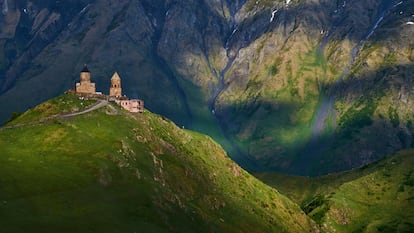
[256,150,414,232]
[0,94,316,233]
[209,0,414,175]
[1,0,413,176]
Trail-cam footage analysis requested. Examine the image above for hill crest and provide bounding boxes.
[0,94,317,233]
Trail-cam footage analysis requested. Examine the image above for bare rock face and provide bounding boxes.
[0,0,20,39]
[0,0,93,92]
[0,0,413,175]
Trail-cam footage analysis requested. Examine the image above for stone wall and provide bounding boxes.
[76,82,96,94]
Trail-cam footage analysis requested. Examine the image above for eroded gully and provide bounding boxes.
[303,0,399,173]
[207,4,261,171]
[312,0,398,139]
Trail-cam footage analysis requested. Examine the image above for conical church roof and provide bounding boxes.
[81,64,90,73]
[111,72,121,80]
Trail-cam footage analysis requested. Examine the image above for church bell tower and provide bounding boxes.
[110,72,122,97]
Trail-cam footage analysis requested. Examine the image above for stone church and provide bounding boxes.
[75,65,96,94]
[74,65,144,113]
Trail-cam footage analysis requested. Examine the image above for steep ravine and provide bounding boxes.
[208,2,260,171]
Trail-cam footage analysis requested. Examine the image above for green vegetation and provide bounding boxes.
[0,94,316,233]
[223,45,326,169]
[6,94,96,126]
[1,0,413,179]
[388,106,400,128]
[301,195,330,224]
[266,57,283,76]
[4,112,23,124]
[337,97,378,140]
[256,150,414,233]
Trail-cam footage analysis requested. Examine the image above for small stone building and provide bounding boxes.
[73,65,144,113]
[76,65,96,94]
[109,72,122,97]
[117,99,144,113]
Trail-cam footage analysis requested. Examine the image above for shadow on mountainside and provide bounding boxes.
[214,62,414,175]
[0,0,413,177]
[0,0,94,93]
[293,62,414,175]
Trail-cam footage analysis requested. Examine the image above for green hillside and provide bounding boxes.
[256,150,414,232]
[1,0,413,175]
[0,94,316,233]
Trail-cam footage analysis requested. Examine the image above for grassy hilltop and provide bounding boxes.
[256,150,414,232]
[0,94,316,233]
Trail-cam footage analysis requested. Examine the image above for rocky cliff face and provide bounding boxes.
[0,0,92,91]
[0,0,413,175]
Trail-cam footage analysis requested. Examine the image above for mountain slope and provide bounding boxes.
[0,0,413,175]
[0,94,317,233]
[210,0,414,175]
[256,150,414,232]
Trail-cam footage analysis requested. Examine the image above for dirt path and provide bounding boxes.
[60,100,108,117]
[0,99,109,131]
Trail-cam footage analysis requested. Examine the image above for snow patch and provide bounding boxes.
[270,9,277,22]
[406,21,414,25]
[286,0,291,5]
[79,4,90,15]
[364,14,385,41]
[394,1,403,7]
[2,0,8,15]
